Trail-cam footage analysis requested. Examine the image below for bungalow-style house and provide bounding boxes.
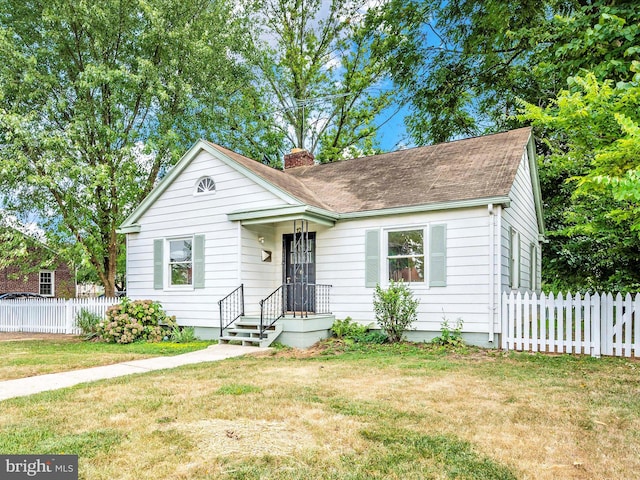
[119,127,544,347]
[0,225,76,298]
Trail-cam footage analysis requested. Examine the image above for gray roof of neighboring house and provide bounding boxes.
[208,127,532,214]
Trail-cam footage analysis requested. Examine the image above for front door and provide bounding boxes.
[283,232,316,312]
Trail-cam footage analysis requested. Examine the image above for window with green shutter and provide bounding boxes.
[154,235,205,289]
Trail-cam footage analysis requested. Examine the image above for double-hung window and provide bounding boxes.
[168,238,193,287]
[154,235,205,290]
[39,270,54,296]
[365,224,446,288]
[387,230,425,283]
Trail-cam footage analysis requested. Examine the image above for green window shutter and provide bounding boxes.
[365,229,380,288]
[153,239,164,290]
[429,224,447,287]
[193,234,205,289]
[508,227,513,288]
[509,227,520,289]
[529,243,537,291]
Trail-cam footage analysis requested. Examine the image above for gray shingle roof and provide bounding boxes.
[210,127,531,214]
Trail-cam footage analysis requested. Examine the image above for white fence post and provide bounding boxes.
[65,299,73,334]
[592,293,601,358]
[583,292,591,357]
[634,294,640,358]
[501,292,508,351]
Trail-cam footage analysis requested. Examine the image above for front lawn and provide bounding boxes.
[1,343,638,479]
[0,335,215,380]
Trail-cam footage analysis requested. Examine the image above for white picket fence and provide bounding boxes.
[502,291,640,358]
[0,297,119,334]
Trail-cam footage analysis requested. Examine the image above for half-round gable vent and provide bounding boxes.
[195,176,216,194]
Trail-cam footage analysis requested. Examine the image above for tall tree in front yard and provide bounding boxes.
[0,0,251,295]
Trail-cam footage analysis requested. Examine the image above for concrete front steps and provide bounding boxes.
[218,313,336,348]
[219,316,283,348]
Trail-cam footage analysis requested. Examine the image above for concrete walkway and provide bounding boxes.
[0,344,268,402]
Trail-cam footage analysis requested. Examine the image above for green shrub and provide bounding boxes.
[96,299,176,344]
[330,317,386,344]
[373,281,419,343]
[331,317,369,339]
[431,317,464,348]
[359,330,388,344]
[170,326,198,343]
[75,309,102,340]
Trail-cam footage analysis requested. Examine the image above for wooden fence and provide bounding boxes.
[502,291,640,358]
[0,297,119,334]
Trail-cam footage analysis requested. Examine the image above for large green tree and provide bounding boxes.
[246,0,426,162]
[520,72,640,292]
[393,0,640,143]
[0,0,253,295]
[387,0,640,292]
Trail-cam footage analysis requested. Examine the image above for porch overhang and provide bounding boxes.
[227,205,338,227]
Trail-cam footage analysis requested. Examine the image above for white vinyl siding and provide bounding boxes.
[127,149,290,326]
[316,208,492,335]
[501,144,541,295]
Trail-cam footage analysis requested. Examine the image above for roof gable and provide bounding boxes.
[119,141,317,232]
[120,127,538,231]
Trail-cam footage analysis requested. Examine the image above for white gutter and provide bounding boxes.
[488,204,495,343]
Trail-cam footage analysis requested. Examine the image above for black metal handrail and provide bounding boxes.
[259,285,284,338]
[218,284,244,338]
[284,283,332,318]
[311,283,332,315]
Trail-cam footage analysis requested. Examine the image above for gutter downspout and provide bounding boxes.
[488,203,495,343]
[237,222,243,286]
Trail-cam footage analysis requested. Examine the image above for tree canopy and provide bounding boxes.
[388,0,640,292]
[245,0,426,162]
[394,0,640,143]
[520,72,640,292]
[0,0,253,295]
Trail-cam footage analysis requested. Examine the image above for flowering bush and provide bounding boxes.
[97,298,176,344]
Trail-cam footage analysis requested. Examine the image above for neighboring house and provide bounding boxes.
[119,127,544,347]
[0,227,76,298]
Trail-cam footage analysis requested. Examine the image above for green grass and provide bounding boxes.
[0,342,639,479]
[0,338,216,380]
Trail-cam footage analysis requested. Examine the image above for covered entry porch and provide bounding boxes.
[219,209,337,347]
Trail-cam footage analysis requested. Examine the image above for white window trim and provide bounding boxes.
[193,176,216,196]
[165,236,195,290]
[383,226,429,288]
[39,270,55,297]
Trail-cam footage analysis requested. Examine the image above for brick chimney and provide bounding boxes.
[284,148,315,169]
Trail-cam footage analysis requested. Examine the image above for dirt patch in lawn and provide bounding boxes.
[0,332,82,342]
